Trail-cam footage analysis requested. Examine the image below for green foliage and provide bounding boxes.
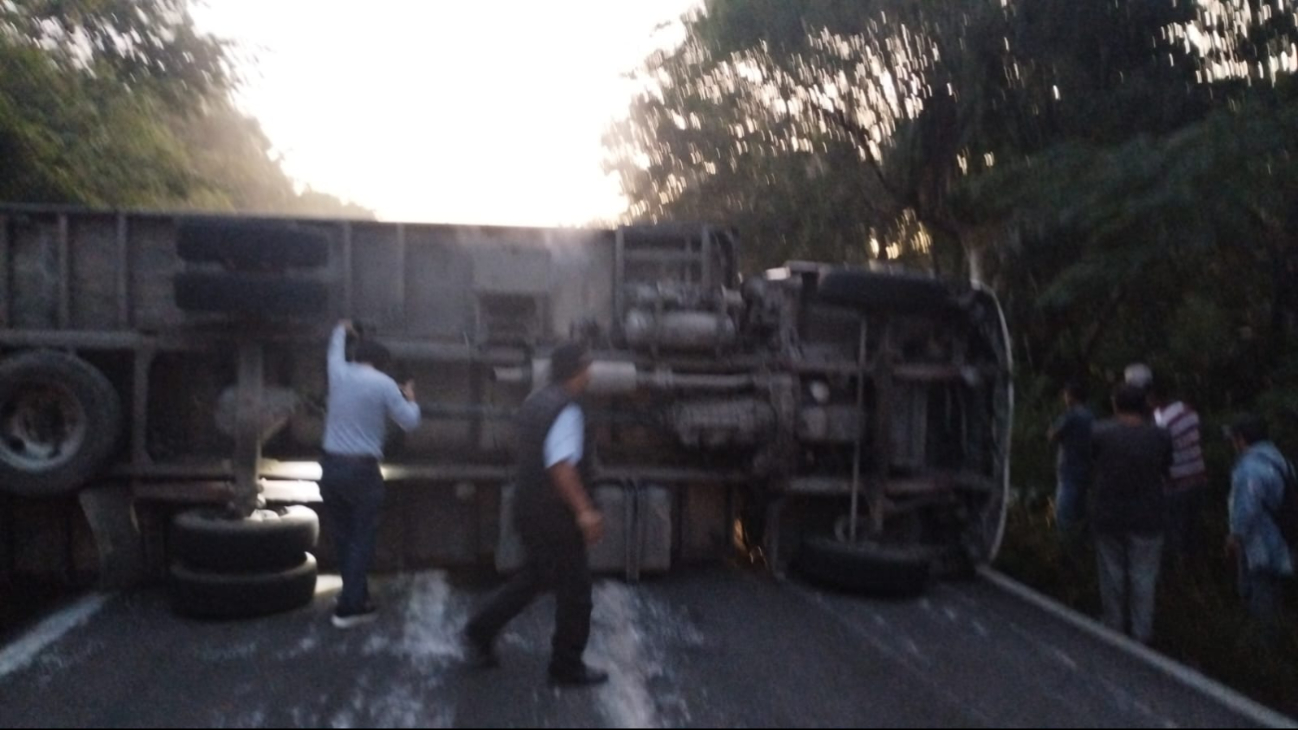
[1,0,232,107]
[608,0,1226,272]
[0,33,191,205]
[0,0,370,217]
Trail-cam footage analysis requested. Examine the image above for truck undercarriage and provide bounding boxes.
[0,207,1011,609]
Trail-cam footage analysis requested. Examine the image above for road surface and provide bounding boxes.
[0,566,1285,728]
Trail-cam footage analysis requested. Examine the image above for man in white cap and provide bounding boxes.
[1124,363,1153,391]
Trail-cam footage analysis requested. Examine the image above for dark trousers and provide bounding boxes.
[1055,476,1087,538]
[1239,562,1285,631]
[467,519,592,674]
[1164,486,1206,565]
[319,455,385,614]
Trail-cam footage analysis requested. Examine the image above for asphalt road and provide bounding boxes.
[0,566,1281,728]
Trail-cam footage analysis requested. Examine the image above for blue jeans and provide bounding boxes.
[1055,477,1087,537]
[319,455,385,614]
[1238,563,1285,631]
[1096,532,1163,644]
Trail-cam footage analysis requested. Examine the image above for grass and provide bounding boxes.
[996,499,1298,717]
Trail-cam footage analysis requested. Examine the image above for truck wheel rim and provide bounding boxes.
[0,382,88,472]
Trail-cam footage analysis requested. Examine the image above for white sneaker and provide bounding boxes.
[331,602,377,629]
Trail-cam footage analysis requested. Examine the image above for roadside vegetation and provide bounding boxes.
[0,0,369,216]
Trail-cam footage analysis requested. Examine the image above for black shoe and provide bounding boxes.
[547,664,609,688]
[463,634,500,669]
[331,601,378,629]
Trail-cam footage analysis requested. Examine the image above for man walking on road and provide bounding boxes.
[464,341,609,688]
[1090,384,1172,644]
[320,320,421,628]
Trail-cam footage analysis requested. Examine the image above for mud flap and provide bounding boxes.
[78,484,146,589]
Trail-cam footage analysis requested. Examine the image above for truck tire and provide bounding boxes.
[0,351,122,497]
[795,535,931,598]
[169,553,319,620]
[175,272,329,317]
[172,506,320,573]
[178,220,330,269]
[816,269,953,314]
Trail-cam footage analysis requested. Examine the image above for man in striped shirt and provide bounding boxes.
[1148,379,1209,565]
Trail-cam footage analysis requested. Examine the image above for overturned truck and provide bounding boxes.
[0,205,1012,615]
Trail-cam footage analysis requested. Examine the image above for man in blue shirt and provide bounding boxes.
[1048,380,1093,538]
[464,341,608,688]
[1226,414,1294,628]
[320,320,421,628]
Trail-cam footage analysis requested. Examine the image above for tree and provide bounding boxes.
[609,1,1217,271]
[0,0,371,217]
[0,31,193,205]
[1,0,232,107]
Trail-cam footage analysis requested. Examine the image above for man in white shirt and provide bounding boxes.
[464,341,608,687]
[320,320,421,628]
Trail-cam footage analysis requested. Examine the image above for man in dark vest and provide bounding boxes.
[464,341,608,687]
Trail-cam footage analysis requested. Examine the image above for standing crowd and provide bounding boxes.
[1048,364,1295,644]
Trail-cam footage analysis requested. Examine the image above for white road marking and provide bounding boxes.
[1051,647,1078,671]
[0,594,107,679]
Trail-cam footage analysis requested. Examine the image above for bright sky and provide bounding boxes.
[191,1,699,227]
